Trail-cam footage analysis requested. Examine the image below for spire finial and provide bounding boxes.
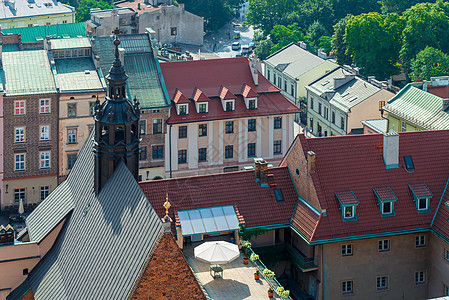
[163,193,171,218]
[112,28,120,60]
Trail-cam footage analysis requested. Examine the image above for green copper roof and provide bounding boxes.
[2,44,20,52]
[2,22,86,43]
[95,34,170,109]
[50,37,91,50]
[3,50,56,96]
[54,57,106,93]
[383,85,449,130]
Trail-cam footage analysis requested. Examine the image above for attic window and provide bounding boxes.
[341,92,350,97]
[177,104,188,116]
[273,189,284,202]
[373,187,397,217]
[335,191,359,221]
[224,100,234,112]
[404,156,414,171]
[409,183,433,213]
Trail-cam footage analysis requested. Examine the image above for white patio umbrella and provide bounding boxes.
[18,198,24,216]
[194,241,240,265]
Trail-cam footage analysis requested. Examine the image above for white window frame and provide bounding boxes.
[139,119,147,135]
[40,99,50,114]
[417,198,429,211]
[40,186,49,201]
[15,127,25,143]
[376,276,388,290]
[14,100,26,115]
[197,102,208,114]
[40,125,50,141]
[342,244,352,256]
[343,206,354,219]
[67,128,77,144]
[416,235,426,248]
[382,201,393,214]
[40,151,50,169]
[224,100,235,112]
[379,240,390,252]
[415,271,425,285]
[342,280,353,294]
[177,103,188,116]
[15,153,25,171]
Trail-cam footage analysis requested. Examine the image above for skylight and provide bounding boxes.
[404,156,414,171]
[321,80,330,86]
[273,189,284,202]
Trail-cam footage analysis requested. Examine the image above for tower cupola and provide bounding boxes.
[93,31,140,194]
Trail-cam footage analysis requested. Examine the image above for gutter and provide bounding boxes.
[431,176,449,227]
[169,124,172,178]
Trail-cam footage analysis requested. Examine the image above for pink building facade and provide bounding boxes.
[161,57,300,178]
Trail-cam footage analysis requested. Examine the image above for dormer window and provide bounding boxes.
[336,191,359,221]
[198,103,208,113]
[225,100,234,112]
[242,84,259,110]
[409,183,433,213]
[373,187,397,217]
[178,104,188,115]
[248,98,256,109]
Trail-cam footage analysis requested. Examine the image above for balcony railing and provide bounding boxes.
[286,244,318,272]
[247,247,290,299]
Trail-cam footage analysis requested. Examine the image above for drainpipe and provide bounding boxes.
[169,124,172,178]
[322,245,325,300]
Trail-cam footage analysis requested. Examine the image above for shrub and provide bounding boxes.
[250,253,259,262]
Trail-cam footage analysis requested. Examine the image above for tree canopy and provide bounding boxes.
[178,0,234,31]
[410,46,449,81]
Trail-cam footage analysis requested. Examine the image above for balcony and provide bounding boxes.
[254,243,318,272]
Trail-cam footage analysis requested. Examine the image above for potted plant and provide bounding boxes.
[263,268,275,279]
[268,287,274,298]
[254,269,260,280]
[250,253,259,262]
[241,240,251,264]
[276,287,290,299]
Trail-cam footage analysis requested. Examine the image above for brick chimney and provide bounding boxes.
[0,225,14,245]
[260,161,269,187]
[307,151,316,173]
[254,158,263,182]
[383,131,399,169]
[249,57,258,86]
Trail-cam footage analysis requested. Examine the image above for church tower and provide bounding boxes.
[93,33,140,194]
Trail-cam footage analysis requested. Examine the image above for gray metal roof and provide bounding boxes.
[361,119,388,133]
[265,43,333,79]
[9,131,163,300]
[0,0,74,20]
[307,67,380,113]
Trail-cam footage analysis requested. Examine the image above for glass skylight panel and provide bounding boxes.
[222,205,239,229]
[211,206,229,232]
[200,208,217,233]
[177,210,194,235]
[187,209,205,235]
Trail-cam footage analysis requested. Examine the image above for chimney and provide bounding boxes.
[443,99,449,111]
[249,58,258,86]
[307,151,316,173]
[179,3,185,12]
[259,161,269,187]
[299,41,307,49]
[0,225,14,245]
[254,157,263,182]
[138,2,141,9]
[333,74,355,90]
[119,47,125,65]
[383,131,399,169]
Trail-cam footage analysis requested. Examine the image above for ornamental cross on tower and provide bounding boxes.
[112,28,120,36]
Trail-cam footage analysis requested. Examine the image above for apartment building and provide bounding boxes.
[160,57,300,178]
[306,67,394,136]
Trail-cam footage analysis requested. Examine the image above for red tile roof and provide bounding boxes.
[161,57,300,124]
[219,86,235,100]
[292,130,449,242]
[409,183,432,198]
[335,190,359,205]
[242,84,259,98]
[192,87,209,102]
[373,186,397,201]
[428,85,449,99]
[139,167,298,232]
[173,89,190,104]
[432,188,449,241]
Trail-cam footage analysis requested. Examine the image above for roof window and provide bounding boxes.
[273,189,284,202]
[373,187,397,217]
[404,156,414,171]
[409,183,433,213]
[335,191,359,221]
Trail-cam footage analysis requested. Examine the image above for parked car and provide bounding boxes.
[233,31,241,39]
[249,42,256,50]
[242,45,250,55]
[236,50,243,57]
[232,42,241,50]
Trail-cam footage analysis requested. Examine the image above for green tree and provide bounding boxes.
[246,0,299,35]
[344,12,404,80]
[75,0,112,22]
[400,2,449,75]
[254,39,274,60]
[332,0,380,20]
[379,0,436,14]
[410,47,449,81]
[307,20,327,42]
[269,23,309,53]
[299,0,334,34]
[331,15,352,65]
